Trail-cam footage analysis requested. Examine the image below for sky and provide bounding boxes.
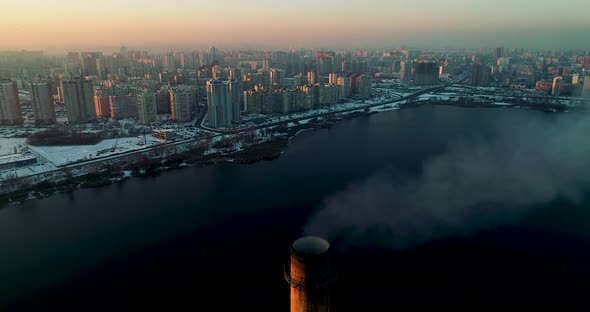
[1,0,588,52]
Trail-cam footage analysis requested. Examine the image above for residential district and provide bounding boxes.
[1,47,590,203]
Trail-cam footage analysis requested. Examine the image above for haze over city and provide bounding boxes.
[1,0,589,52]
[2,0,590,310]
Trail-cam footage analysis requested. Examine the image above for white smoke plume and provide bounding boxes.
[304,113,590,249]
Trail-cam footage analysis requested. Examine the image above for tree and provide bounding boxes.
[191,138,210,156]
[62,167,74,181]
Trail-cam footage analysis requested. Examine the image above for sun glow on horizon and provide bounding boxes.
[1,0,588,51]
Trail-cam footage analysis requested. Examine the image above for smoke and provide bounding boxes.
[304,113,590,249]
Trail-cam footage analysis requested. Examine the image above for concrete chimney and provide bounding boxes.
[285,236,333,312]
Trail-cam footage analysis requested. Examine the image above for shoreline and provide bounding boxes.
[0,100,572,209]
[0,119,328,208]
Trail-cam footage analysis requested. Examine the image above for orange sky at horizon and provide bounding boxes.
[1,0,588,50]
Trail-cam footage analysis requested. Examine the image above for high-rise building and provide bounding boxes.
[270,68,285,88]
[307,70,316,85]
[400,61,412,82]
[336,76,352,98]
[256,69,271,89]
[493,47,504,61]
[350,75,372,99]
[170,87,191,122]
[262,91,284,114]
[402,50,419,61]
[109,95,138,120]
[30,80,56,125]
[210,46,220,63]
[319,83,343,105]
[163,52,175,71]
[0,80,22,126]
[93,94,110,119]
[109,95,126,120]
[572,73,580,85]
[317,56,334,74]
[328,72,339,85]
[243,89,263,114]
[155,89,171,114]
[206,79,240,128]
[552,77,562,96]
[229,68,242,82]
[300,84,319,109]
[62,78,96,123]
[175,52,186,69]
[243,88,284,114]
[228,80,240,121]
[282,89,295,114]
[294,73,305,87]
[496,57,510,73]
[581,76,590,99]
[414,62,439,85]
[471,62,492,87]
[342,60,368,74]
[282,89,307,113]
[137,91,158,124]
[81,52,105,79]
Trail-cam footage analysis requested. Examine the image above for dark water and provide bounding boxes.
[1,105,590,310]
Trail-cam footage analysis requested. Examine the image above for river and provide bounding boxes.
[1,105,590,310]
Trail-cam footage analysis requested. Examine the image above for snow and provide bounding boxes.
[0,138,27,156]
[369,105,401,113]
[28,136,160,166]
[417,94,451,101]
[0,160,57,180]
[0,83,434,183]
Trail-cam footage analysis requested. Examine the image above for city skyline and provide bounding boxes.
[1,0,589,52]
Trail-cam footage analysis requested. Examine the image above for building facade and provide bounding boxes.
[552,77,562,96]
[93,94,111,119]
[0,80,22,126]
[350,75,372,99]
[138,91,158,124]
[581,76,590,98]
[471,62,492,87]
[414,62,439,85]
[170,87,191,122]
[30,80,56,125]
[62,78,96,123]
[400,61,412,82]
[206,79,240,128]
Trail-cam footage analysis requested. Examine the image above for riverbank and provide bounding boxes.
[0,99,574,209]
[0,118,333,208]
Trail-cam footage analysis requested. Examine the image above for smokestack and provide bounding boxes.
[285,236,333,312]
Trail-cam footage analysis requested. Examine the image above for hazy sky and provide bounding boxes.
[1,0,588,51]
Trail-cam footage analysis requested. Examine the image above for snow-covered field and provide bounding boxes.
[0,158,57,180]
[0,138,28,156]
[29,136,160,166]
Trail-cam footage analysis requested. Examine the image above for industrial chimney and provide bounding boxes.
[285,236,333,312]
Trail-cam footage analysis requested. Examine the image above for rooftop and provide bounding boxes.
[0,153,36,165]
